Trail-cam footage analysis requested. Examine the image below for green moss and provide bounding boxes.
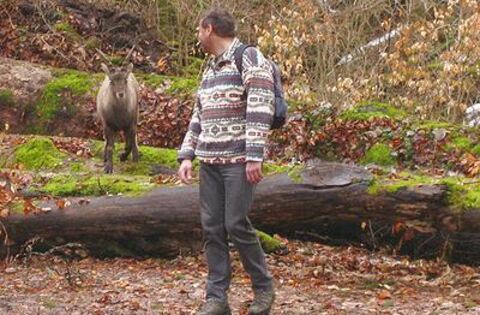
[54,22,73,33]
[287,164,305,183]
[40,297,57,309]
[167,77,198,95]
[54,22,81,41]
[42,173,154,197]
[361,143,396,166]
[414,120,458,133]
[135,73,166,88]
[426,60,444,71]
[444,179,480,211]
[70,161,87,173]
[367,173,433,195]
[367,172,480,211]
[84,37,101,49]
[36,70,96,124]
[13,137,66,171]
[90,140,188,175]
[0,89,14,107]
[8,201,24,215]
[255,230,284,253]
[182,57,204,76]
[124,146,180,175]
[262,163,289,175]
[340,101,406,121]
[446,136,473,151]
[472,144,480,157]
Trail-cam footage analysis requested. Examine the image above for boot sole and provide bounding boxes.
[248,307,272,315]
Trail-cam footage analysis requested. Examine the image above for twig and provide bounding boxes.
[39,36,69,62]
[0,218,11,265]
[368,219,377,249]
[8,235,43,267]
[35,3,84,66]
[35,3,57,34]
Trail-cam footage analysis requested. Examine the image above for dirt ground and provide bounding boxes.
[1,239,480,315]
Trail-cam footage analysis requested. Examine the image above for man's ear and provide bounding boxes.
[206,24,214,36]
[101,63,110,74]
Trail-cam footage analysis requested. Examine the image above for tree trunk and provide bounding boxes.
[1,162,479,265]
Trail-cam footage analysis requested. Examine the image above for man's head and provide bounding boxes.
[198,8,236,55]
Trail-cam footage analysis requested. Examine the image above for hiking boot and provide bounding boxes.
[248,288,275,315]
[196,298,231,315]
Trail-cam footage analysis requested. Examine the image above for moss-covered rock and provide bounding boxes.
[13,137,67,171]
[256,230,285,253]
[34,70,99,130]
[361,143,396,166]
[340,101,407,121]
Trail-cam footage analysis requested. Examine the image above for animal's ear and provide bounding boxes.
[126,63,134,73]
[101,63,110,74]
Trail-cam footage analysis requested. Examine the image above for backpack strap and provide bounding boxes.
[233,44,256,75]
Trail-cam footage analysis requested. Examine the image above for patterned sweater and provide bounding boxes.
[177,38,275,164]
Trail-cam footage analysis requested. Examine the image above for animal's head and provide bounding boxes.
[101,63,134,99]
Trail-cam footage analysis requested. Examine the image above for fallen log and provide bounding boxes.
[1,161,479,265]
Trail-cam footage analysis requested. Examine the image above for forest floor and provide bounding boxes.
[1,238,480,315]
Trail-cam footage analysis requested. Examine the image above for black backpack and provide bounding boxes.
[234,44,288,129]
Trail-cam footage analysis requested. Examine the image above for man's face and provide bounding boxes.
[197,21,213,54]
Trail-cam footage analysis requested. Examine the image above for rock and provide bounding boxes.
[0,57,52,105]
[432,128,447,141]
[465,103,480,127]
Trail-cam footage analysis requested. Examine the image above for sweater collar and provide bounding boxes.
[208,37,242,69]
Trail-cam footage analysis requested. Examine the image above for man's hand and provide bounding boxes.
[246,161,263,184]
[178,159,193,184]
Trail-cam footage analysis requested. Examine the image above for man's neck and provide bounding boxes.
[212,37,235,57]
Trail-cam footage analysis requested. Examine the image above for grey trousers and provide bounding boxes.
[199,162,273,302]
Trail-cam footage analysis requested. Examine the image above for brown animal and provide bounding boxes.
[96,47,140,173]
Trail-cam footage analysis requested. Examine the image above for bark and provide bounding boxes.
[1,162,479,265]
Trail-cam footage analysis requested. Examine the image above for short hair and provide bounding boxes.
[200,7,236,38]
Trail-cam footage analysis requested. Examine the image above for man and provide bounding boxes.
[177,7,276,315]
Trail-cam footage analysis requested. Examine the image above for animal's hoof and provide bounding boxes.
[104,165,113,173]
[119,152,128,162]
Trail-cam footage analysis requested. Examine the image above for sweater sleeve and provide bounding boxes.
[241,47,275,162]
[177,96,201,163]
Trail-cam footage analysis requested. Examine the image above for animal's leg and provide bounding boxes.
[119,128,132,162]
[130,127,139,162]
[103,126,115,173]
